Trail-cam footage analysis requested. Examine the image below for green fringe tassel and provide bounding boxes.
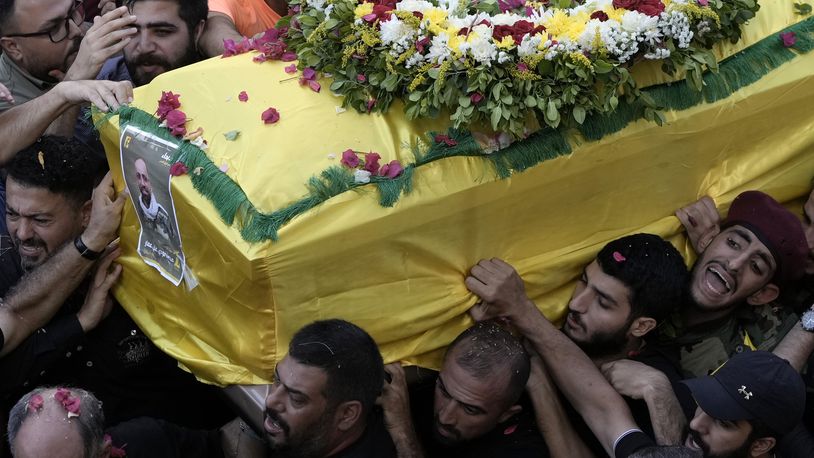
[579,16,814,141]
[101,16,814,243]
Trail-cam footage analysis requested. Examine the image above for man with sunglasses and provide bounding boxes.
[0,0,137,133]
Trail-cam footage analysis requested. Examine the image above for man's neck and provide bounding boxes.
[682,304,737,329]
[325,424,366,457]
[588,338,643,367]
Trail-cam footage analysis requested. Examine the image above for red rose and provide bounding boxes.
[612,0,638,10]
[636,0,665,16]
[590,11,609,21]
[492,24,514,41]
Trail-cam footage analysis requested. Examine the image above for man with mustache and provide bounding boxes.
[377,321,550,458]
[0,136,232,431]
[660,191,809,378]
[0,1,137,134]
[264,319,397,458]
[96,0,206,87]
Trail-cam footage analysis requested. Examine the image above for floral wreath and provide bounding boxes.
[277,0,759,138]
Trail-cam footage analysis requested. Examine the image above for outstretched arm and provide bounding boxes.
[526,346,595,458]
[0,80,133,164]
[199,12,244,58]
[466,258,643,457]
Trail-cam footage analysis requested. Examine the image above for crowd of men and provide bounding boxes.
[0,0,812,457]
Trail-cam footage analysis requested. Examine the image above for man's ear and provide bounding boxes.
[746,283,780,306]
[628,316,657,338]
[81,199,93,228]
[334,400,363,432]
[193,20,206,51]
[748,436,775,457]
[0,38,23,61]
[497,404,522,423]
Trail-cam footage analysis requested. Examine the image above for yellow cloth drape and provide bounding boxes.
[99,0,814,385]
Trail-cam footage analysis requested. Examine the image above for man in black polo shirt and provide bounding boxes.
[377,321,548,458]
[264,319,397,458]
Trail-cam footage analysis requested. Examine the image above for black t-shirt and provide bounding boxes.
[333,409,398,458]
[410,373,549,458]
[106,417,223,458]
[614,430,656,458]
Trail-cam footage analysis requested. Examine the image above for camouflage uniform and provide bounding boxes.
[658,304,800,378]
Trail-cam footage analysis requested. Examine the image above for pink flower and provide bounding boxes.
[238,91,249,102]
[164,109,187,137]
[28,394,44,413]
[697,0,708,5]
[302,67,317,80]
[470,92,484,104]
[308,80,321,92]
[517,62,529,72]
[341,149,360,168]
[262,107,280,124]
[156,91,181,120]
[54,388,81,416]
[285,64,297,74]
[357,74,367,83]
[363,152,381,174]
[367,98,376,112]
[222,37,251,57]
[281,52,297,61]
[434,134,458,146]
[379,160,404,178]
[253,54,268,63]
[170,162,189,177]
[780,31,796,48]
[416,37,431,53]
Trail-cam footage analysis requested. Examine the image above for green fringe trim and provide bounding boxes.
[101,16,814,243]
[579,15,814,141]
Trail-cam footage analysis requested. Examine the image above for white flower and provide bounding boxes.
[426,33,452,64]
[395,0,435,14]
[380,17,409,45]
[469,35,498,65]
[324,4,334,17]
[518,34,542,57]
[354,170,372,184]
[307,0,327,12]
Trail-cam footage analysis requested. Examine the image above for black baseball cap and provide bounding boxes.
[681,351,805,435]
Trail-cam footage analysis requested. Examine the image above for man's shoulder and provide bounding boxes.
[0,53,50,111]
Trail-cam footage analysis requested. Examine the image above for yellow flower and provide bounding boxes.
[495,36,515,49]
[354,2,373,19]
[605,7,626,23]
[424,8,448,27]
[544,10,588,42]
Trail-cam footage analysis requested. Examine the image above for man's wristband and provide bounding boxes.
[74,236,102,260]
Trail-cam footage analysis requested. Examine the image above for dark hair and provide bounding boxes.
[748,418,779,442]
[0,0,16,35]
[125,0,208,36]
[288,319,384,414]
[596,233,688,323]
[446,321,530,407]
[8,387,106,458]
[629,446,702,458]
[6,136,107,208]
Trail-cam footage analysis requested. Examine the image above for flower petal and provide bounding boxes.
[261,107,280,124]
[238,91,249,102]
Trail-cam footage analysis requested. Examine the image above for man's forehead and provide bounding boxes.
[276,355,329,396]
[130,0,185,25]
[722,225,775,259]
[12,0,73,30]
[6,179,69,211]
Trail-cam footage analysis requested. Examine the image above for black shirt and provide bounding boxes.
[0,248,231,428]
[410,373,549,458]
[333,409,398,458]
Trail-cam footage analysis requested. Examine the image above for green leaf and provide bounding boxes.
[323,18,340,30]
[459,96,471,108]
[794,2,812,14]
[545,100,558,122]
[501,93,514,105]
[223,130,241,141]
[609,95,618,110]
[490,107,502,130]
[408,91,423,102]
[572,105,586,124]
[593,60,614,74]
[524,95,537,107]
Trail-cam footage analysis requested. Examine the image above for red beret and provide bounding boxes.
[723,191,807,286]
